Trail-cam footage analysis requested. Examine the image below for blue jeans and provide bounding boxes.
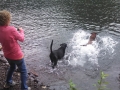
[6,58,28,90]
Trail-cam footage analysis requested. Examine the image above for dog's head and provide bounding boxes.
[60,43,67,48]
[91,32,98,36]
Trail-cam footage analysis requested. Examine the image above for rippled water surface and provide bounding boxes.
[1,0,120,90]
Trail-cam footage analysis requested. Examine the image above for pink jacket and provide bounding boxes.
[0,26,24,60]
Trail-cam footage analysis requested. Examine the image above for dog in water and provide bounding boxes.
[49,40,67,69]
[81,32,97,46]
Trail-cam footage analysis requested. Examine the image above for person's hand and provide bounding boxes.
[0,45,2,51]
[17,27,23,31]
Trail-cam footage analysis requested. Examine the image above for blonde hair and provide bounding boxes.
[0,10,11,26]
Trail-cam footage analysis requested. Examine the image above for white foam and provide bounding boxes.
[67,30,117,67]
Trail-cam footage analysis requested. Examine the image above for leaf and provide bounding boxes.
[93,84,97,87]
[69,80,76,88]
[103,81,109,84]
[102,76,105,79]
[98,80,101,84]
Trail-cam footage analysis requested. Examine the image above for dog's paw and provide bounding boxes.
[52,65,55,69]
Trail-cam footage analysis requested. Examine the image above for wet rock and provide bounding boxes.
[0,59,7,63]
[34,79,39,84]
[40,83,50,90]
[29,70,38,77]
[5,63,9,66]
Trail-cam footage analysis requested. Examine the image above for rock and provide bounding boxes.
[0,59,7,63]
[18,73,20,76]
[29,70,38,77]
[0,61,51,90]
[34,79,39,83]
[5,63,9,66]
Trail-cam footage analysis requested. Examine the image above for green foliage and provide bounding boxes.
[69,71,109,90]
[69,80,77,90]
[94,71,109,90]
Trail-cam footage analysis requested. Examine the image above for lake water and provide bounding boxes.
[1,0,120,90]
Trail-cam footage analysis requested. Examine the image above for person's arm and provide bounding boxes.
[12,27,24,42]
[0,45,2,51]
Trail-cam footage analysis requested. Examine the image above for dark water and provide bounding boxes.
[1,0,120,90]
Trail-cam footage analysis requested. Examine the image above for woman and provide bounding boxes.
[0,10,30,90]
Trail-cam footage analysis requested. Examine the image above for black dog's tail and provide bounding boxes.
[50,40,53,53]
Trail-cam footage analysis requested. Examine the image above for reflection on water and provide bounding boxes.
[67,0,118,25]
[0,0,119,25]
[0,0,120,31]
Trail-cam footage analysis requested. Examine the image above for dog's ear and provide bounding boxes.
[61,44,67,48]
[91,32,98,35]
[91,32,95,34]
[60,44,63,46]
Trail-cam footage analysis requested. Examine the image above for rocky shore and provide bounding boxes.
[0,55,51,90]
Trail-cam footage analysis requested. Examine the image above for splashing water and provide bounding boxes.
[67,30,118,67]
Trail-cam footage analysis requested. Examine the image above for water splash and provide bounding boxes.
[67,30,118,67]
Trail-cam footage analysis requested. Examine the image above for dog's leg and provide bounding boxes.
[52,59,58,69]
[52,65,55,69]
[50,58,53,64]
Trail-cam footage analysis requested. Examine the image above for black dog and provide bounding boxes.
[49,40,67,69]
